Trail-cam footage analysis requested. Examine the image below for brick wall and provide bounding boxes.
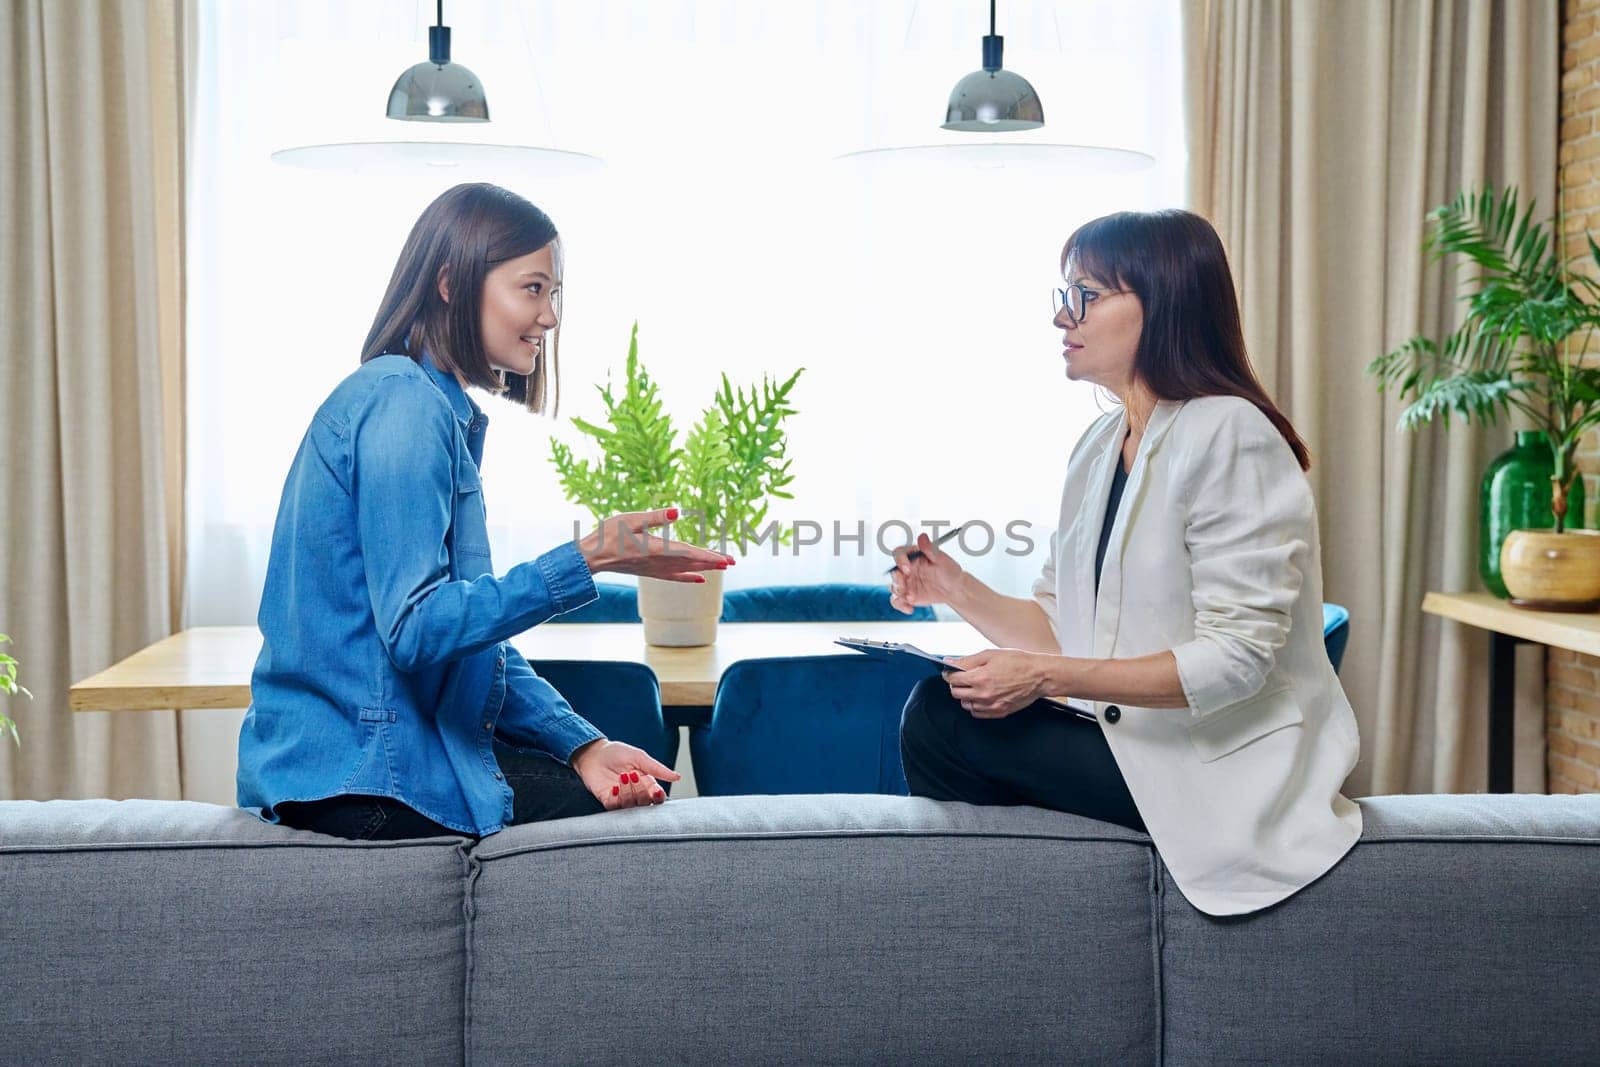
[1549,0,1600,793]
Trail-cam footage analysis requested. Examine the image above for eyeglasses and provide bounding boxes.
[1052,282,1124,326]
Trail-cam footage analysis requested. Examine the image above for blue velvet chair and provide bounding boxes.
[691,655,935,796]
[537,583,669,769]
[691,583,939,797]
[721,583,934,622]
[556,580,932,623]
[1323,602,1351,675]
[524,659,677,775]
[555,581,640,623]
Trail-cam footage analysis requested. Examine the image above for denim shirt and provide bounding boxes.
[237,352,602,834]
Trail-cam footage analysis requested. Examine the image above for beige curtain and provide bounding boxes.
[0,0,188,800]
[1185,0,1559,794]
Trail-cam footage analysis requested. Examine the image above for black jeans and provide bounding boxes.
[899,675,1147,833]
[276,737,604,841]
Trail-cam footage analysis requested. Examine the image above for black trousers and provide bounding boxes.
[899,675,1147,833]
[276,737,604,841]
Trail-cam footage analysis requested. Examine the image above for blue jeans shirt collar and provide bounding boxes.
[420,350,487,434]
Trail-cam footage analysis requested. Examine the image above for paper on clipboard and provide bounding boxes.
[834,637,1098,722]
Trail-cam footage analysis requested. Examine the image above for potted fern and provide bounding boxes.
[1,634,30,746]
[1369,184,1600,610]
[550,323,803,645]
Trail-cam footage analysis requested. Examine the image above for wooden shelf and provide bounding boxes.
[1421,591,1600,657]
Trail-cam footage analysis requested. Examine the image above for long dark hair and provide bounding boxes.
[1062,209,1310,471]
[361,183,562,415]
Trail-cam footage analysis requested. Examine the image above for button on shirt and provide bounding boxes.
[237,353,602,835]
[1094,439,1131,727]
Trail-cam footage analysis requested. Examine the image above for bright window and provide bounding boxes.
[186,0,1185,625]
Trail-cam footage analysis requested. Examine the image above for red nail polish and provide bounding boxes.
[611,786,620,796]
[667,507,679,520]
[630,772,640,783]
[654,790,665,800]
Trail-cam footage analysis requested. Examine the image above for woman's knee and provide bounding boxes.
[901,674,959,748]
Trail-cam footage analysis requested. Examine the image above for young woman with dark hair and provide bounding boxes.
[890,209,1361,917]
[238,183,731,841]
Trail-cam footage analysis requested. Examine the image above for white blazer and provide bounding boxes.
[1033,395,1362,916]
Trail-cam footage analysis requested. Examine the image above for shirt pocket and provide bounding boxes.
[1185,683,1304,764]
[451,458,492,559]
[341,707,400,792]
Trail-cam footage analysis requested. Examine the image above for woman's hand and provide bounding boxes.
[889,532,966,613]
[942,649,1051,718]
[579,507,734,583]
[571,739,682,809]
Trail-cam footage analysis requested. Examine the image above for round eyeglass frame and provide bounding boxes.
[1052,282,1123,326]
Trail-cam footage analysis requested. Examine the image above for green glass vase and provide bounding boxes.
[1480,430,1586,599]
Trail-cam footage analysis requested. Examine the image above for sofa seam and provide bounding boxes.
[6,830,1595,862]
[468,826,1155,862]
[1354,834,1600,845]
[1150,846,1166,1067]
[460,843,482,1067]
[0,838,474,855]
[8,831,1593,857]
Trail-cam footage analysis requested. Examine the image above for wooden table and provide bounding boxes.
[69,620,985,713]
[1422,591,1600,792]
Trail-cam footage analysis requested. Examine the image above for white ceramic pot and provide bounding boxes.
[637,569,725,646]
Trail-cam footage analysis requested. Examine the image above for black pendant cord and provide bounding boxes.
[429,0,451,64]
[437,0,444,28]
[981,0,1002,72]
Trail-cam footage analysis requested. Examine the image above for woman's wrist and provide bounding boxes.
[946,570,981,614]
[575,533,603,573]
[1039,654,1079,700]
[569,737,605,770]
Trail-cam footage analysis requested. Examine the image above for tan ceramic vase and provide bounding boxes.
[1499,529,1600,611]
[637,569,725,646]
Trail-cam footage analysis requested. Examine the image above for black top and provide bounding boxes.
[1094,444,1131,598]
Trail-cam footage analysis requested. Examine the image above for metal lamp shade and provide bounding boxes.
[941,69,1043,131]
[386,60,489,122]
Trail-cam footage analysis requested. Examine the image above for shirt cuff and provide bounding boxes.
[536,540,599,616]
[1171,636,1247,719]
[546,714,605,765]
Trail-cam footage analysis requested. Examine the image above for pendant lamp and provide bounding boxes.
[834,1,1152,172]
[941,0,1043,132]
[386,0,488,122]
[271,0,601,177]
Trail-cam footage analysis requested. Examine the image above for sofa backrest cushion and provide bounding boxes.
[0,799,472,1065]
[1159,794,1600,1065]
[466,794,1159,1065]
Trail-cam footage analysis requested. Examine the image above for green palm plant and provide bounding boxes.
[1367,184,1600,532]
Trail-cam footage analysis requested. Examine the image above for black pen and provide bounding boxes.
[884,524,970,574]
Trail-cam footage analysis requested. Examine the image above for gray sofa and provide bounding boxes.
[3,792,1598,1065]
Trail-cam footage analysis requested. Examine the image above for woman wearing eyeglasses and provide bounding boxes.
[889,208,1361,917]
[237,183,731,841]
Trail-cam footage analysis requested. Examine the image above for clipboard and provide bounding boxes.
[834,637,1098,723]
[834,637,958,672]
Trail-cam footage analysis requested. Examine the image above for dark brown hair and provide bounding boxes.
[1062,209,1310,471]
[361,183,562,415]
